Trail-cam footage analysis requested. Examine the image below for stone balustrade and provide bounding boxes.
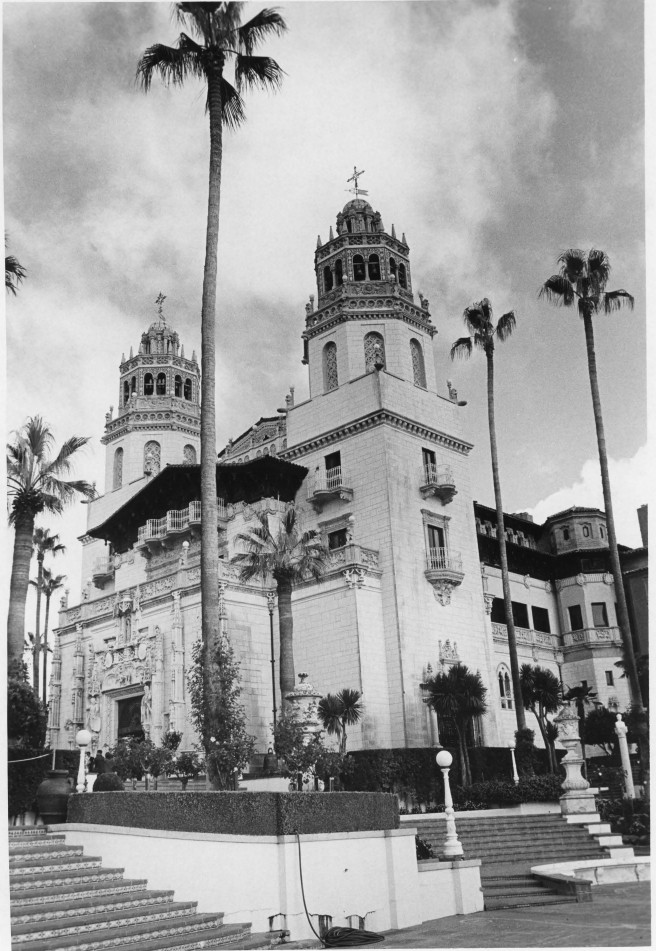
[491,622,560,651]
[562,626,621,650]
[326,543,380,573]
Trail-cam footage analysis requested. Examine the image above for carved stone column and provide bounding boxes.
[151,626,165,747]
[554,702,596,815]
[71,625,85,733]
[47,638,62,749]
[169,593,185,734]
[614,714,636,799]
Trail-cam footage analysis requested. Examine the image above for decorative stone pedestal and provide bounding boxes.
[554,702,596,815]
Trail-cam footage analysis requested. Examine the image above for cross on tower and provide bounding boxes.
[346,166,368,199]
[155,292,167,326]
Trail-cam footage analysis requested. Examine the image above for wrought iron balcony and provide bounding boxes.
[136,499,226,549]
[424,547,464,606]
[307,466,353,511]
[419,464,457,503]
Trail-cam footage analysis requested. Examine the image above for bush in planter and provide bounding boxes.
[92,772,125,792]
[416,835,435,859]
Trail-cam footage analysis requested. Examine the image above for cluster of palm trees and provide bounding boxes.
[452,249,645,748]
[29,528,67,702]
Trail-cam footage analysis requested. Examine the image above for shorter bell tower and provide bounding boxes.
[101,298,201,493]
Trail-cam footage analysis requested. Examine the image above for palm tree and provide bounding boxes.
[451,299,526,731]
[318,688,363,754]
[40,568,67,703]
[539,251,642,708]
[520,664,561,772]
[5,234,26,295]
[424,664,488,787]
[137,1,286,734]
[7,417,94,671]
[30,528,65,694]
[232,505,329,704]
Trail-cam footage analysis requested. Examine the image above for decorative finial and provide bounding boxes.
[155,292,167,326]
[346,166,368,199]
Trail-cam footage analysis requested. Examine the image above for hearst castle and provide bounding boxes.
[48,196,645,757]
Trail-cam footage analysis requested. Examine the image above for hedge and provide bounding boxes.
[454,775,563,807]
[67,791,400,835]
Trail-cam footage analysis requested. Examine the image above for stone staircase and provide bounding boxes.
[9,826,272,950]
[413,813,621,909]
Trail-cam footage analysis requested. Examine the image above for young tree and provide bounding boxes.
[39,568,66,703]
[520,664,561,772]
[187,633,255,789]
[451,299,525,731]
[138,1,287,734]
[424,664,488,786]
[318,688,363,754]
[30,529,65,696]
[6,417,94,671]
[232,505,329,705]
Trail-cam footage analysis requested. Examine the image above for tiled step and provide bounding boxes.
[10,876,148,904]
[9,835,67,851]
[484,892,577,910]
[11,888,176,922]
[10,854,103,875]
[9,844,85,862]
[10,866,127,893]
[11,900,202,943]
[17,919,252,951]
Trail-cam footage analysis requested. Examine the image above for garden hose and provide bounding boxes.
[294,833,385,947]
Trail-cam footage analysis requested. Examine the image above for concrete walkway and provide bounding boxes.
[380,883,651,948]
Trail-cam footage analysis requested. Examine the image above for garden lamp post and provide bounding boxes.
[436,749,464,858]
[75,728,92,793]
[614,714,635,799]
[508,739,519,784]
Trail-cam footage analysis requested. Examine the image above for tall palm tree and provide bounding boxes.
[451,299,526,731]
[232,505,329,704]
[318,688,363,754]
[520,664,561,772]
[424,664,488,787]
[7,417,94,671]
[30,528,65,694]
[40,568,67,703]
[539,251,643,713]
[137,2,286,717]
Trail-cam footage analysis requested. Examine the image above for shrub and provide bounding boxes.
[596,796,650,839]
[92,772,125,792]
[416,835,434,859]
[454,774,562,808]
[8,676,47,749]
[514,728,538,776]
[342,748,444,804]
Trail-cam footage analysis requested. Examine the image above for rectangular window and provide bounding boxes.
[422,447,436,467]
[591,602,609,627]
[605,670,614,686]
[568,604,584,631]
[427,524,445,551]
[325,450,341,471]
[512,601,530,629]
[328,528,347,550]
[532,606,551,633]
[491,597,506,624]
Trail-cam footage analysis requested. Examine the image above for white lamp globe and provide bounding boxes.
[435,749,452,769]
[76,729,92,748]
[508,739,516,750]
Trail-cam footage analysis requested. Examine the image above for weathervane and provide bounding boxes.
[346,166,368,199]
[155,292,167,326]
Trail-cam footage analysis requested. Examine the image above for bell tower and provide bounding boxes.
[101,298,201,493]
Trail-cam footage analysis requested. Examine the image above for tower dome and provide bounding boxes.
[342,198,374,216]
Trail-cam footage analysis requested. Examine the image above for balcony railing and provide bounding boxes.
[419,464,457,502]
[307,466,353,511]
[424,547,465,606]
[426,547,462,572]
[492,622,560,651]
[137,499,224,546]
[563,626,622,650]
[91,557,114,588]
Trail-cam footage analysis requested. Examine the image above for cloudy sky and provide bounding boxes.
[4,0,646,612]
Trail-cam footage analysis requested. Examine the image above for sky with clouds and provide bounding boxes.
[4,0,647,612]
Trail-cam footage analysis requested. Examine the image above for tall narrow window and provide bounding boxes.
[389,257,397,281]
[398,263,408,288]
[422,447,436,483]
[174,375,182,397]
[156,373,166,395]
[184,378,192,400]
[353,254,366,281]
[323,341,338,392]
[335,259,344,286]
[113,447,123,490]
[323,265,333,292]
[131,376,137,395]
[364,332,386,371]
[144,440,161,476]
[123,381,130,405]
[183,444,197,464]
[498,667,513,709]
[592,602,609,627]
[568,604,584,631]
[368,254,381,280]
[144,373,154,395]
[410,338,426,387]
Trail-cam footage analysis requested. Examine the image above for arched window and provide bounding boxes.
[131,376,137,395]
[364,332,386,371]
[256,449,262,458]
[156,373,166,395]
[410,338,426,387]
[498,666,513,709]
[389,257,397,282]
[600,525,605,538]
[353,254,366,281]
[323,341,338,392]
[323,265,333,293]
[183,444,197,464]
[368,254,381,280]
[184,378,192,400]
[335,259,344,286]
[346,219,352,233]
[113,447,123,490]
[123,381,130,405]
[144,373,154,396]
[144,440,161,476]
[398,263,408,288]
[175,375,182,397]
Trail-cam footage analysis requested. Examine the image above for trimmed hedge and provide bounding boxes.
[454,775,562,807]
[67,791,400,835]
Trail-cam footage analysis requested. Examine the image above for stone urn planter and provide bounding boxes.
[36,769,74,824]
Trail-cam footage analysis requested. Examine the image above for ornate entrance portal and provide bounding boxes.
[117,694,145,741]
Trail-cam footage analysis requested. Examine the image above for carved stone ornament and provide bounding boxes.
[603,572,614,585]
[432,580,457,606]
[438,639,460,664]
[483,593,494,615]
[576,573,585,586]
[343,567,366,589]
[544,580,553,593]
[523,574,531,589]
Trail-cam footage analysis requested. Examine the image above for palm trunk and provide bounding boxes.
[200,65,224,742]
[582,313,648,779]
[42,592,52,704]
[454,721,469,787]
[33,554,44,692]
[486,347,526,731]
[533,706,554,772]
[277,578,295,705]
[7,512,35,674]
